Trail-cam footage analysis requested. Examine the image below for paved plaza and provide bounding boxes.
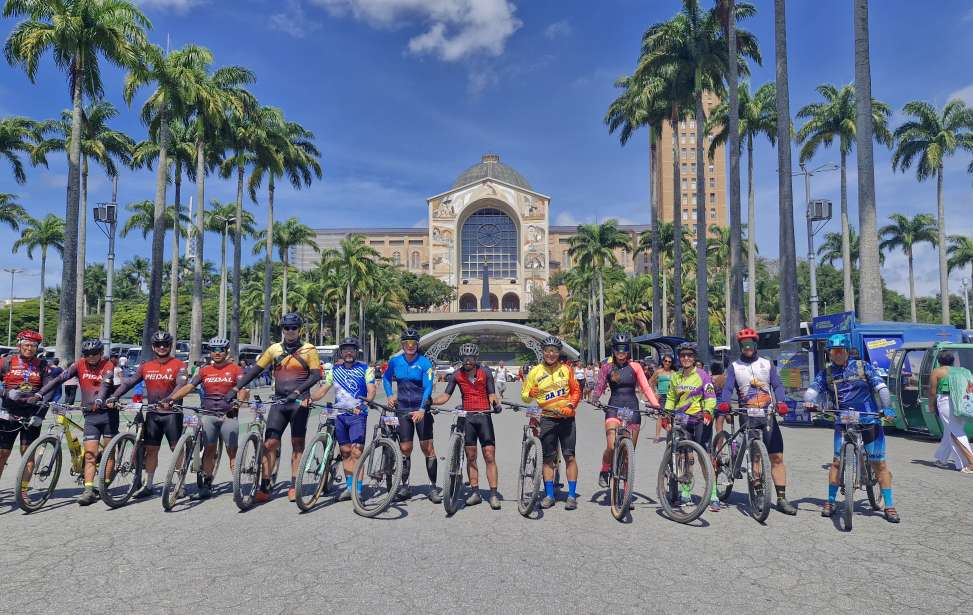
[0,385,969,615]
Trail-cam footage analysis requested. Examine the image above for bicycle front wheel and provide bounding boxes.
[517,435,542,518]
[840,442,857,531]
[656,440,713,524]
[16,435,62,513]
[864,460,881,511]
[443,432,464,517]
[610,436,635,521]
[746,438,773,522]
[99,433,141,508]
[295,432,334,512]
[352,438,401,518]
[162,432,194,511]
[233,433,262,511]
[712,430,734,503]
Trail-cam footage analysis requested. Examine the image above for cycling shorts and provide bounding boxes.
[463,413,496,448]
[833,425,885,462]
[395,411,434,443]
[201,414,239,450]
[539,417,576,461]
[83,410,119,442]
[604,407,642,429]
[685,419,713,452]
[265,402,309,441]
[0,402,45,450]
[335,413,367,446]
[144,413,183,447]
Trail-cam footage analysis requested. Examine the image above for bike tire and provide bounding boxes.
[295,433,333,512]
[162,432,194,511]
[352,438,401,518]
[443,432,464,517]
[610,436,635,521]
[841,442,856,531]
[712,430,734,503]
[747,438,773,523]
[517,435,543,518]
[15,435,62,513]
[864,460,881,511]
[233,432,262,511]
[656,440,713,524]
[98,432,141,508]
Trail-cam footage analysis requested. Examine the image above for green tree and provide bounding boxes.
[321,234,381,340]
[0,193,27,230]
[526,288,563,338]
[396,270,455,313]
[11,214,64,338]
[252,217,318,316]
[607,275,653,334]
[947,235,973,308]
[879,213,937,323]
[205,200,255,338]
[567,220,630,358]
[0,115,46,183]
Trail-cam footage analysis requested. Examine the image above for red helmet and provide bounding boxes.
[17,329,42,344]
[736,328,759,342]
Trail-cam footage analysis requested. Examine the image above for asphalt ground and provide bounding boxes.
[0,383,970,614]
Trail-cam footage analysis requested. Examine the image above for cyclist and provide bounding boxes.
[165,337,248,500]
[33,339,115,505]
[432,342,503,509]
[592,333,660,488]
[802,333,899,523]
[0,330,50,494]
[718,328,797,516]
[664,342,720,512]
[223,313,321,503]
[382,328,441,503]
[521,336,582,510]
[106,331,188,499]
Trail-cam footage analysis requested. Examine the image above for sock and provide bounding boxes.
[20,480,28,491]
[490,488,498,497]
[401,457,411,485]
[568,481,577,498]
[775,485,786,499]
[828,483,839,503]
[426,456,438,483]
[680,484,691,498]
[600,463,610,473]
[710,484,718,501]
[84,481,94,489]
[260,478,270,492]
[145,471,154,487]
[345,475,353,491]
[881,488,893,508]
[544,480,555,498]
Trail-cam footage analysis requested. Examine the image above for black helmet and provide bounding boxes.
[676,342,697,356]
[151,331,173,346]
[281,313,303,328]
[458,343,479,357]
[400,328,420,342]
[80,339,104,355]
[611,333,632,351]
[208,337,230,351]
[540,335,562,350]
[339,337,360,350]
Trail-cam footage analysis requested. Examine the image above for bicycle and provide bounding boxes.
[593,402,657,521]
[161,407,226,511]
[711,405,775,522]
[430,406,471,516]
[501,401,543,518]
[97,402,170,508]
[294,403,343,512]
[9,402,69,512]
[351,399,403,518]
[655,409,715,524]
[233,396,281,511]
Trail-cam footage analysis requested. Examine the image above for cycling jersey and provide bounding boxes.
[190,362,243,413]
[326,361,375,412]
[664,368,717,417]
[114,358,187,404]
[1,354,46,394]
[721,356,785,408]
[255,342,320,397]
[806,359,889,425]
[40,359,113,409]
[444,366,495,412]
[593,361,654,409]
[521,363,581,418]
[382,354,434,410]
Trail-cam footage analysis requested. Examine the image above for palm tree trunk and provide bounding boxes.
[262,176,275,344]
[839,149,854,312]
[169,161,182,338]
[662,266,669,334]
[218,226,227,339]
[694,94,710,365]
[334,299,340,345]
[854,0,883,321]
[598,270,606,359]
[908,250,917,322]
[726,0,745,347]
[190,139,206,363]
[282,252,289,315]
[39,247,47,338]
[344,282,351,338]
[936,168,950,324]
[747,136,757,325]
[75,155,88,357]
[230,162,244,356]
[649,129,662,332]
[57,62,82,364]
[671,113,684,337]
[142,112,169,361]
[725,264,731,345]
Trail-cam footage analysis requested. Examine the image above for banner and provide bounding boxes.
[811,312,856,335]
[777,351,812,424]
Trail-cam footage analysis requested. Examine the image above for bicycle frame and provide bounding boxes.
[714,407,775,479]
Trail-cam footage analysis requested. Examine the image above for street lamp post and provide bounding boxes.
[962,279,971,330]
[4,267,24,345]
[94,178,118,354]
[796,163,838,318]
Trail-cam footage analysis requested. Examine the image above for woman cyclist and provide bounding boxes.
[649,353,675,442]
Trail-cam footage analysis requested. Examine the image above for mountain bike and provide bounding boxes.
[98,403,166,508]
[431,406,471,517]
[501,401,543,518]
[594,402,656,521]
[161,407,226,511]
[352,399,403,518]
[8,402,65,512]
[233,396,281,511]
[711,405,775,522]
[655,409,714,524]
[294,403,343,512]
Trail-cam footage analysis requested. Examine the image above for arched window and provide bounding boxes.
[410,251,420,270]
[459,293,478,312]
[461,208,518,279]
[392,251,401,266]
[501,293,520,312]
[489,293,499,311]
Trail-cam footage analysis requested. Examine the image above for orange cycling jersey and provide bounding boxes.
[521,363,581,418]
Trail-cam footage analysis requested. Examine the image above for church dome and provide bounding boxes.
[452,154,532,191]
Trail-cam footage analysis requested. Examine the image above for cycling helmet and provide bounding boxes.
[458,343,479,357]
[826,334,851,350]
[80,339,104,355]
[540,336,562,350]
[400,328,421,342]
[676,342,698,356]
[281,312,303,328]
[151,331,173,346]
[736,328,759,343]
[338,336,360,350]
[611,333,632,351]
[16,329,42,344]
[208,337,230,351]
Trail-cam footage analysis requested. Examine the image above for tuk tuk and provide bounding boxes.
[888,342,973,439]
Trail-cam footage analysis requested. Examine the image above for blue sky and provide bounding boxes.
[2,0,973,302]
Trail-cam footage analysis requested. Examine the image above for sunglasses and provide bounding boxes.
[152,343,171,348]
[82,350,103,357]
[678,353,695,359]
[282,326,300,331]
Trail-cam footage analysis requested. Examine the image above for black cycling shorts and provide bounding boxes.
[0,402,45,450]
[463,412,496,448]
[539,417,576,461]
[83,411,120,442]
[265,402,309,441]
[144,412,183,447]
[744,415,784,456]
[395,411,434,443]
[686,419,713,452]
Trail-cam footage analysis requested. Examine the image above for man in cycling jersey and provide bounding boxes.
[803,333,899,523]
[718,328,797,515]
[0,330,51,496]
[432,342,503,509]
[310,337,376,501]
[664,342,721,512]
[225,313,321,503]
[521,336,582,510]
[383,328,441,503]
[33,339,115,505]
[166,337,248,500]
[107,331,188,499]
[592,333,659,489]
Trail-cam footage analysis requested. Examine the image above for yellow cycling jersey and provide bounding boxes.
[255,342,321,394]
[521,363,581,418]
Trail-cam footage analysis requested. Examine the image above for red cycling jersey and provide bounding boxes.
[134,358,187,404]
[444,366,495,412]
[1,355,46,393]
[76,359,114,407]
[190,362,243,413]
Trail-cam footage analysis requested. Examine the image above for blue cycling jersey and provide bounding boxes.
[809,359,885,424]
[383,354,434,411]
[326,361,375,413]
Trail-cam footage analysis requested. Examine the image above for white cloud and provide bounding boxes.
[946,83,973,106]
[138,0,206,13]
[543,19,572,39]
[270,0,322,38]
[314,0,522,61]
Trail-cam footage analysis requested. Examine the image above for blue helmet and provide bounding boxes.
[826,334,851,350]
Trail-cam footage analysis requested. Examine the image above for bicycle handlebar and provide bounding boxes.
[592,401,660,415]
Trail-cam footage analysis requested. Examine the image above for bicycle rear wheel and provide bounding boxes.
[352,438,401,517]
[233,433,262,511]
[610,436,635,521]
[295,432,334,511]
[840,442,857,531]
[517,435,542,518]
[16,435,62,513]
[864,460,881,511]
[746,438,773,522]
[443,433,464,516]
[162,433,194,511]
[712,430,734,503]
[99,433,141,508]
[656,440,712,524]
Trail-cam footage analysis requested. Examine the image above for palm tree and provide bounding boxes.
[817,226,885,272]
[0,115,46,183]
[11,214,64,337]
[252,218,318,316]
[0,193,27,230]
[796,83,892,312]
[636,221,691,334]
[4,0,150,361]
[879,213,937,322]
[321,235,380,340]
[567,221,630,358]
[707,81,777,325]
[947,235,973,309]
[120,200,189,242]
[892,99,973,324]
[120,256,150,294]
[205,200,255,338]
[607,275,653,334]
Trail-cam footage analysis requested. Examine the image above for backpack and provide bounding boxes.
[948,367,973,419]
